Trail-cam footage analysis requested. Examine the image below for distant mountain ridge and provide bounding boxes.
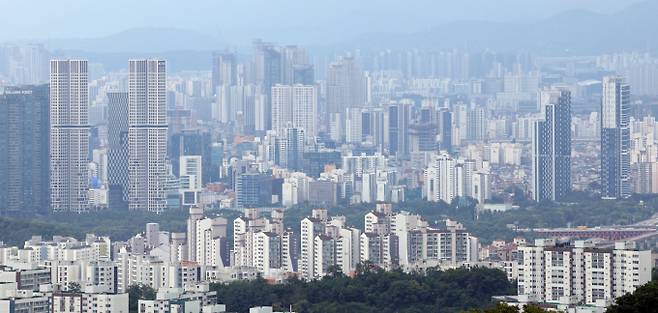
[341,0,658,54]
[40,0,658,56]
[45,28,224,53]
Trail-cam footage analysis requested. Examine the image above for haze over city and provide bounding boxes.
[0,1,657,313]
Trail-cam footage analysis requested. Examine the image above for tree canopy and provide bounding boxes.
[606,281,658,313]
[210,267,516,313]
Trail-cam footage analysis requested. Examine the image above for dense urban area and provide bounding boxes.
[2,1,658,312]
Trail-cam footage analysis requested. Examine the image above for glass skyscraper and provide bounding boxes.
[600,76,631,199]
[532,88,572,202]
[0,85,49,215]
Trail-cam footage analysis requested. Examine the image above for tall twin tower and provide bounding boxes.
[50,59,168,213]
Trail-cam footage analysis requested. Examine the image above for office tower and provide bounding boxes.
[271,84,317,138]
[253,40,282,131]
[107,91,129,210]
[0,85,49,215]
[386,101,411,157]
[326,56,365,115]
[409,123,439,153]
[601,76,631,199]
[211,52,236,94]
[49,60,90,213]
[168,130,215,184]
[275,127,306,171]
[532,88,572,202]
[438,109,453,153]
[128,59,168,212]
[236,173,272,208]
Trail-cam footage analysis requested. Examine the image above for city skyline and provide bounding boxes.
[1,2,658,313]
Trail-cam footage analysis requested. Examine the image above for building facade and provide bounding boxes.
[49,60,90,213]
[601,76,631,199]
[0,85,49,215]
[128,60,168,212]
[532,88,572,202]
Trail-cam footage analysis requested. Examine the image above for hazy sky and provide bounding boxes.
[0,0,647,44]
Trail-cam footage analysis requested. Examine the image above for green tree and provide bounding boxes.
[606,281,658,313]
[211,267,515,313]
[127,284,156,313]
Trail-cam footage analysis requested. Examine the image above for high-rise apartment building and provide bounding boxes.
[0,85,49,215]
[107,91,129,210]
[49,60,90,213]
[424,153,457,203]
[532,88,572,202]
[211,52,236,94]
[275,128,305,171]
[466,106,487,141]
[326,56,365,114]
[281,45,310,85]
[299,216,326,279]
[271,84,317,138]
[253,40,282,131]
[128,59,168,212]
[601,76,631,199]
[517,239,651,307]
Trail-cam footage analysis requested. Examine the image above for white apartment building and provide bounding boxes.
[49,59,90,213]
[299,217,325,279]
[49,260,117,293]
[313,235,336,278]
[282,172,311,207]
[252,232,282,275]
[52,292,129,313]
[138,283,222,313]
[517,239,652,307]
[180,156,203,208]
[335,228,361,275]
[128,59,168,212]
[233,209,281,269]
[360,232,399,269]
[195,217,228,267]
[281,230,298,273]
[424,153,457,203]
[424,153,490,204]
[271,84,317,138]
[116,251,201,293]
